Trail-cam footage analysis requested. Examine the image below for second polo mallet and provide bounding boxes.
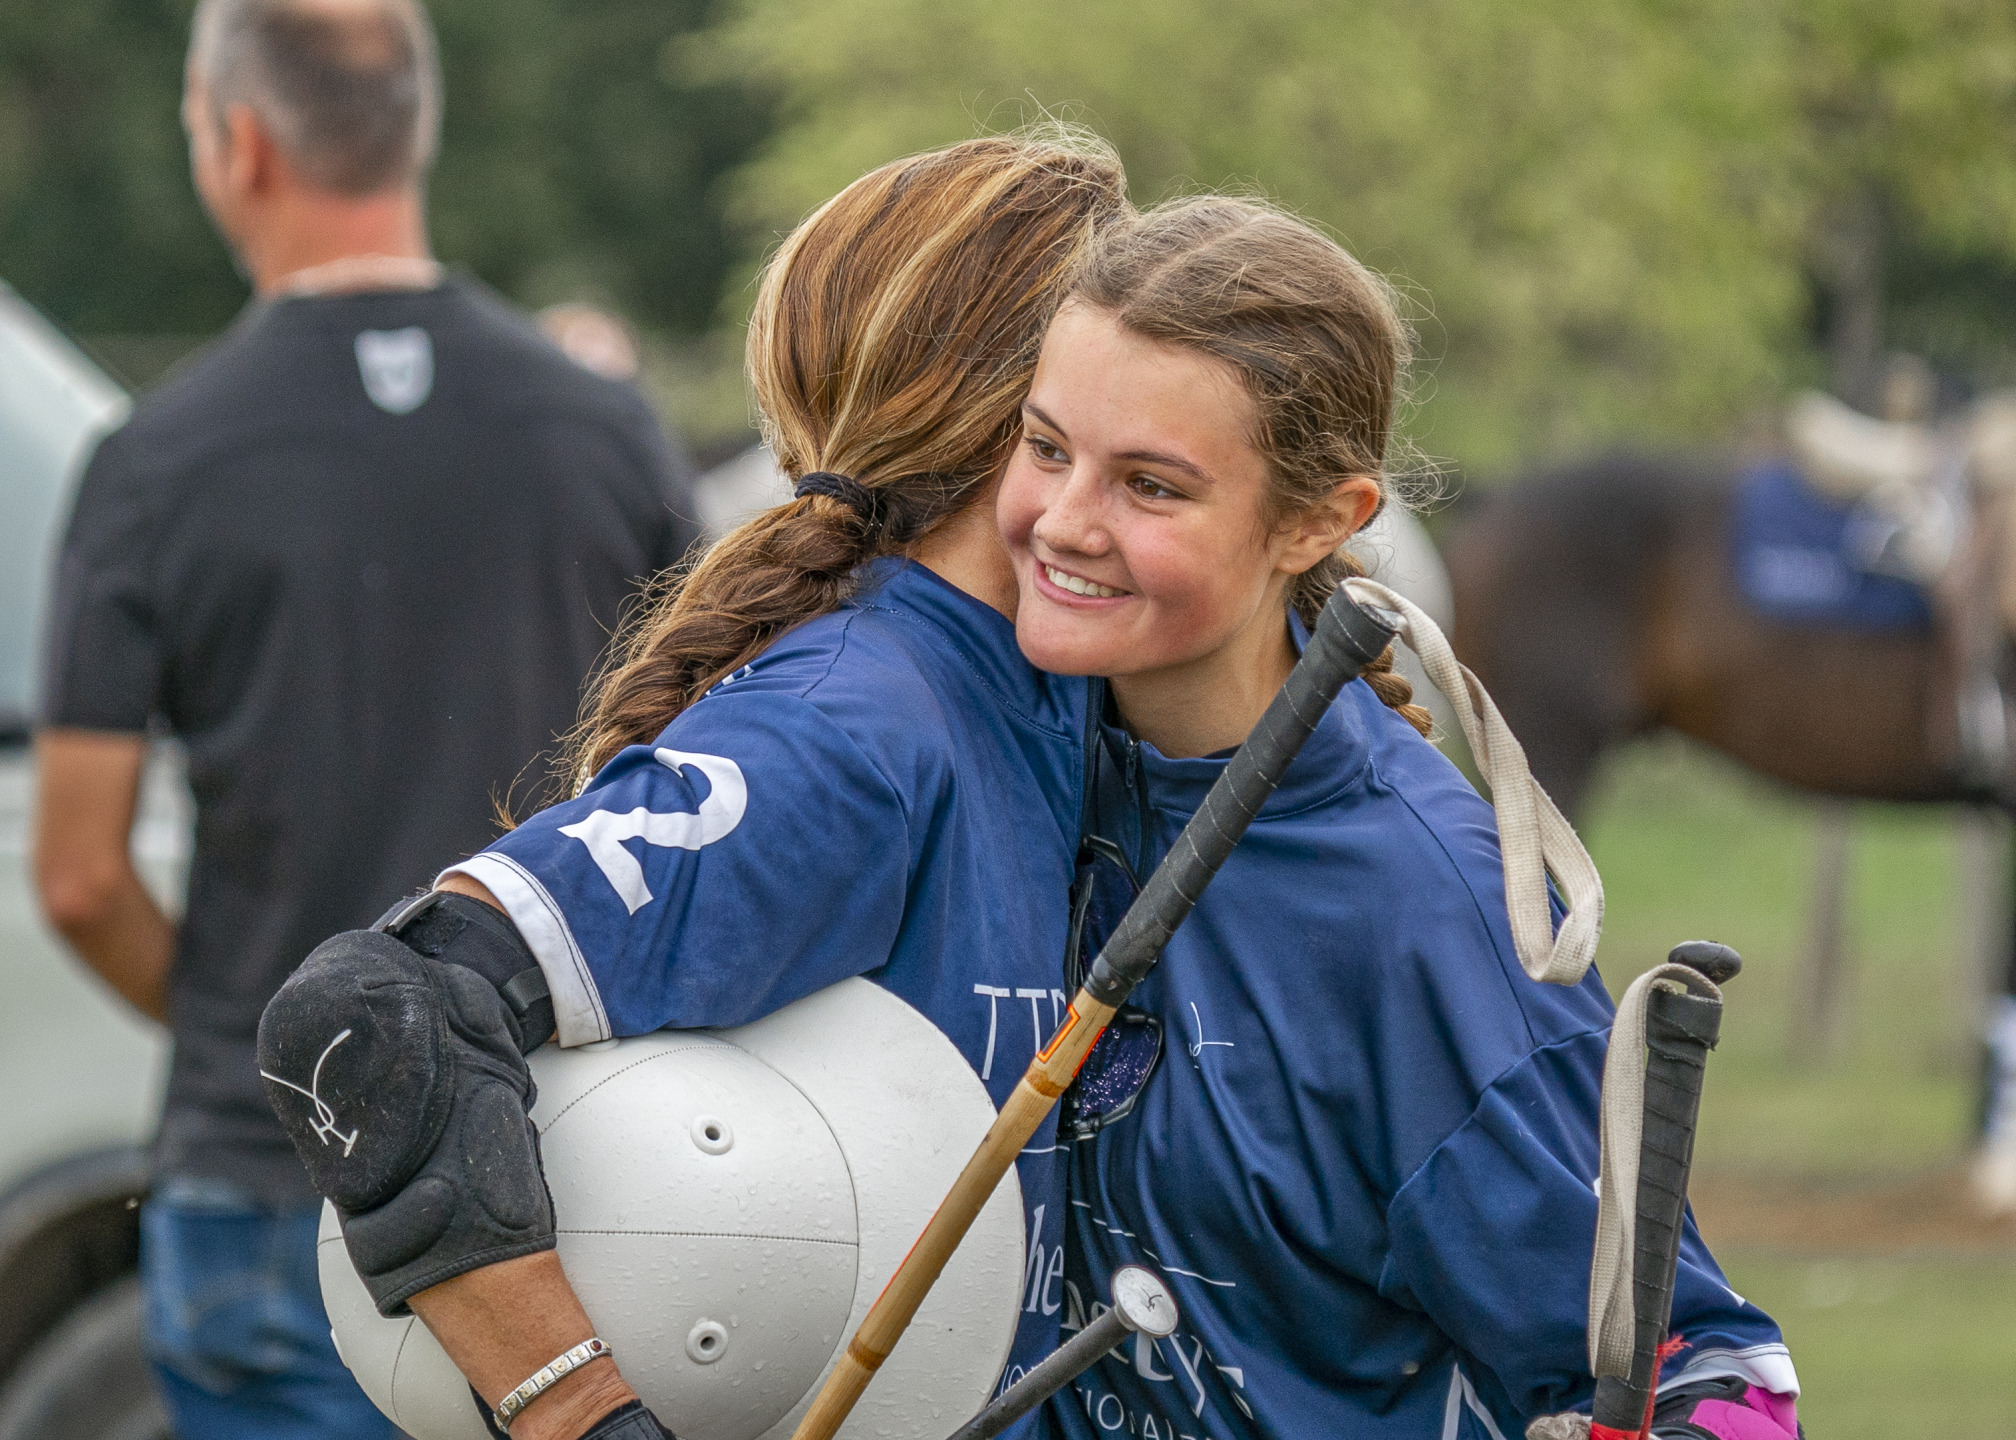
[1590,941,1741,1440]
[945,1265,1179,1440]
[789,585,1400,1440]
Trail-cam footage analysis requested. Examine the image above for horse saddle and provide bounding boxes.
[1730,459,1936,633]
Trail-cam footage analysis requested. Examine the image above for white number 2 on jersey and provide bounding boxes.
[559,748,747,913]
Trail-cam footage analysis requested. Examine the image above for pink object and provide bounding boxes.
[1685,1388,1799,1440]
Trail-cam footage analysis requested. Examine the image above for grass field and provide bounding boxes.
[1719,1254,2016,1435]
[1576,738,2016,1434]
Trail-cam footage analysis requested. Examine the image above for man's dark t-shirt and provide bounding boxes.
[42,276,698,1203]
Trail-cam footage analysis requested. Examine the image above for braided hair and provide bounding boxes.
[556,131,1129,790]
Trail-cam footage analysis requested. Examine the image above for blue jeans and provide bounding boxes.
[141,1175,397,1440]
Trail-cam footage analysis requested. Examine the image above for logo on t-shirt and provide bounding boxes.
[355,327,434,414]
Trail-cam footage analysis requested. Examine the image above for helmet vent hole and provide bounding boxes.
[686,1319,729,1364]
[690,1115,733,1154]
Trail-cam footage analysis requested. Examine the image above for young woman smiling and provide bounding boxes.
[1000,199,1802,1440]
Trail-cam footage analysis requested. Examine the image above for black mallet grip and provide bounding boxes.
[1590,943,1738,1437]
[1083,585,1398,1005]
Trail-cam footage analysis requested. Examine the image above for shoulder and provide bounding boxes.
[669,607,960,806]
[73,350,251,520]
[1303,685,1615,1048]
[433,282,692,502]
[1232,691,1615,1187]
[104,309,275,478]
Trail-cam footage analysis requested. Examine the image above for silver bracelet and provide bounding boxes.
[492,1336,613,1432]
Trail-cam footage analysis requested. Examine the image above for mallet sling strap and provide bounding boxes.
[1341,577,1603,987]
[493,1337,614,1432]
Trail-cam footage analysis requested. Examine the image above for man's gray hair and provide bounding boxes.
[190,0,441,196]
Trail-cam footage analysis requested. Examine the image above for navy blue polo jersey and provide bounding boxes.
[447,556,1086,1397]
[1047,661,1794,1438]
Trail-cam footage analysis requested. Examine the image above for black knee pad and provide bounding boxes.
[258,927,555,1314]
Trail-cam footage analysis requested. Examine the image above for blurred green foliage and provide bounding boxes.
[0,0,766,337]
[693,0,2016,468]
[6,1,2016,469]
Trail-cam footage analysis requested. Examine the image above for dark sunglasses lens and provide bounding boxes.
[1064,837,1156,1136]
[1068,1007,1163,1138]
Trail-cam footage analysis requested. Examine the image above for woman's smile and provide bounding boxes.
[1036,559,1131,602]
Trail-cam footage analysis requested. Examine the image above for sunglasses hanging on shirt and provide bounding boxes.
[1063,835,1163,1139]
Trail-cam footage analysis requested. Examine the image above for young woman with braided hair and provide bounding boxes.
[997,198,1802,1439]
[260,131,1138,1440]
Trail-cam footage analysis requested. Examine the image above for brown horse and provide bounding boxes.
[1443,452,1990,821]
[1444,451,2016,1203]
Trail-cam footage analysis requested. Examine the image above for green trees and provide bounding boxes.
[696,0,2016,469]
[0,0,766,339]
[0,1,231,335]
[1791,0,2016,407]
[5,1,2013,469]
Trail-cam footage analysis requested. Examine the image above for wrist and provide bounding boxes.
[507,1361,639,1440]
[406,1252,620,1435]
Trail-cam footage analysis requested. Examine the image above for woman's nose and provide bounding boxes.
[1034,468,1110,556]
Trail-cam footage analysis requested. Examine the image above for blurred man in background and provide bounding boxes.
[31,0,697,1433]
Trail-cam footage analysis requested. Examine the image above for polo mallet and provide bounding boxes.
[1585,941,1740,1440]
[945,1266,1179,1440]
[789,585,1400,1440]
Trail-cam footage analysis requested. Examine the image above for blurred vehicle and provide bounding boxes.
[0,281,184,1440]
[689,442,791,540]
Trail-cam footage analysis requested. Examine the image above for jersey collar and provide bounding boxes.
[1099,609,1375,819]
[851,555,1081,739]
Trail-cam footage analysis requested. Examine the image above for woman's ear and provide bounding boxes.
[1276,476,1384,577]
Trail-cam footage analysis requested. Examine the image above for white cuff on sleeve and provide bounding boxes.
[1665,1342,1800,1399]
[439,854,612,1047]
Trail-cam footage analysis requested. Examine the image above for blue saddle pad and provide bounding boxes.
[1730,460,1932,632]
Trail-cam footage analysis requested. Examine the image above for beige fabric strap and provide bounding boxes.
[1586,962,1725,1378]
[1342,578,1603,987]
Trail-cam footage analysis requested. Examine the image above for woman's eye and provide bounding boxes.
[1028,435,1066,463]
[1128,474,1178,500]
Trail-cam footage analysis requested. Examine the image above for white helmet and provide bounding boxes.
[320,978,1027,1440]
